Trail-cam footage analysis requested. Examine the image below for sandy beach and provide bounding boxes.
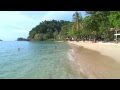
[68,41,120,62]
[68,41,120,79]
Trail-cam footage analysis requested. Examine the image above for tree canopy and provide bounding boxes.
[28,20,71,41]
[28,11,120,42]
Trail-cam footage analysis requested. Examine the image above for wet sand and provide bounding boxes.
[68,43,120,79]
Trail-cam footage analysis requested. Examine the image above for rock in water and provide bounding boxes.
[17,37,29,41]
[0,39,3,41]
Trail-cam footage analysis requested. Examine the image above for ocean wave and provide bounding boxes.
[67,49,75,61]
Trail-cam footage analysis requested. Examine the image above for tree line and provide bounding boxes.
[28,11,120,42]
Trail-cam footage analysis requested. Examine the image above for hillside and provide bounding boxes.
[28,20,71,41]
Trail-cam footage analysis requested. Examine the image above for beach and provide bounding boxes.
[68,41,120,79]
[68,41,120,62]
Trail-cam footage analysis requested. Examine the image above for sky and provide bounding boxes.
[0,11,86,41]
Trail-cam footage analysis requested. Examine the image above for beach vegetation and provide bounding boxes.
[28,11,120,42]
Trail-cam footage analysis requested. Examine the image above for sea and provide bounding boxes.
[0,41,84,79]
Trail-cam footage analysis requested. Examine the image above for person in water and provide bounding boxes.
[18,48,20,51]
[55,45,57,49]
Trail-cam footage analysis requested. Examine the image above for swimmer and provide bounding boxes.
[18,48,20,51]
[55,45,57,49]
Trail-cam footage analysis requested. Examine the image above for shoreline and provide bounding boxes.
[54,41,64,42]
[67,41,120,79]
[68,41,120,63]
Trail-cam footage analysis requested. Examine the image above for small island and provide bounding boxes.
[0,39,3,41]
[17,37,29,41]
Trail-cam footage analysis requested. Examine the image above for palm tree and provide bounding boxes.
[72,11,83,40]
[72,11,82,31]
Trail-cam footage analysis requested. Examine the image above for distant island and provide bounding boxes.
[17,37,29,41]
[0,39,3,41]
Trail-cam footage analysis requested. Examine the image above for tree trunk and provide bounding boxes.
[77,21,79,31]
[94,35,96,43]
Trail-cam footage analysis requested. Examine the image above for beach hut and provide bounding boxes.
[114,33,120,42]
[110,28,120,42]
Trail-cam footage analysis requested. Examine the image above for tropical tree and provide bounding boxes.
[28,20,71,41]
[109,11,120,29]
[72,11,83,31]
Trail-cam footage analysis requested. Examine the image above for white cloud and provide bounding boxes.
[0,11,33,23]
[0,11,35,41]
[0,11,86,41]
[0,11,35,31]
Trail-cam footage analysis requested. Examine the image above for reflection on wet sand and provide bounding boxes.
[69,44,120,79]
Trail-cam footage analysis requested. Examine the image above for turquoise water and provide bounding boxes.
[0,41,84,79]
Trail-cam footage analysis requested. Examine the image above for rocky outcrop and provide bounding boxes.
[17,37,29,41]
[0,39,2,41]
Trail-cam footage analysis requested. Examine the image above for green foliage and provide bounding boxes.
[67,29,75,38]
[34,33,43,41]
[72,11,83,31]
[28,11,120,42]
[28,20,71,41]
[60,23,72,38]
[108,11,120,29]
[83,11,111,41]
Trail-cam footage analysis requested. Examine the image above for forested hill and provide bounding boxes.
[28,20,71,41]
[28,11,120,42]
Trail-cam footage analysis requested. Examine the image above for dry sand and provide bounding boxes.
[68,41,120,79]
[68,41,120,63]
